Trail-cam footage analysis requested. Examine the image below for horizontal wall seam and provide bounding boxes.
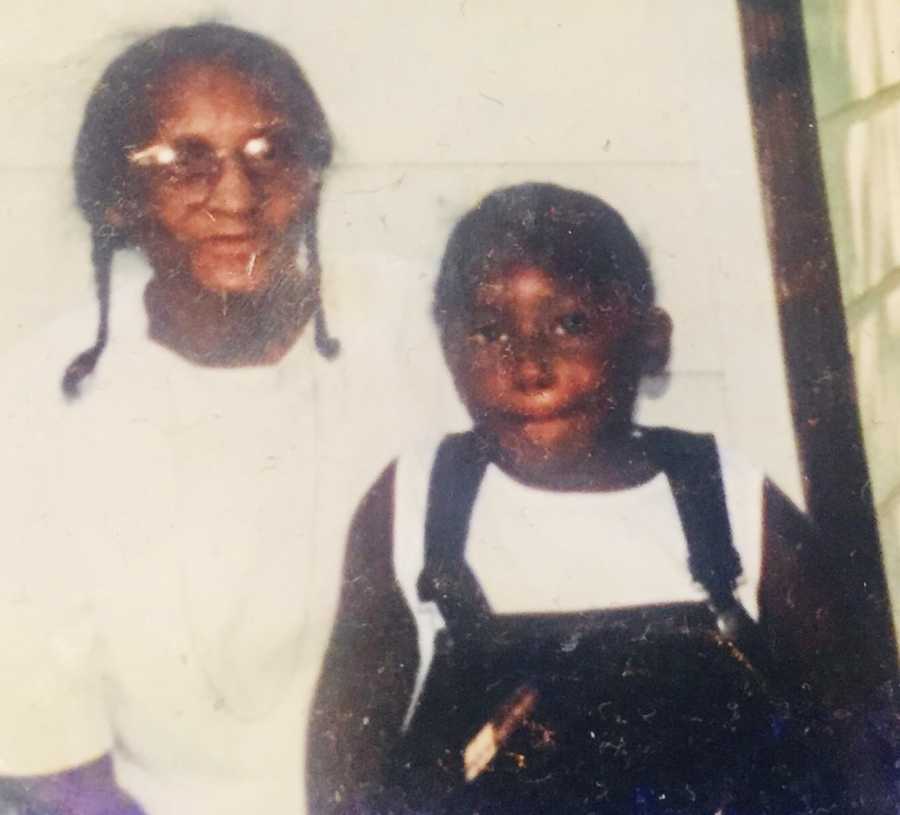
[820,81,900,128]
[876,480,900,513]
[845,265,900,325]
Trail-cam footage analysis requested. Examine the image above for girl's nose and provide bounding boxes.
[512,342,554,391]
[206,155,255,214]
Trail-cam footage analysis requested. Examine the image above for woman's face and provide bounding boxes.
[130,62,317,295]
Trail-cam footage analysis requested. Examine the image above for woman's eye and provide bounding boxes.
[170,140,218,179]
[244,131,302,170]
[244,135,274,161]
[244,135,283,166]
[554,312,590,337]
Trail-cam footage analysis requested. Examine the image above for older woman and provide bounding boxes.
[0,22,369,815]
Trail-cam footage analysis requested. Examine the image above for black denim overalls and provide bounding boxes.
[375,429,839,815]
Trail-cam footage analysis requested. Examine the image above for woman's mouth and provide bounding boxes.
[201,235,259,256]
[188,236,273,293]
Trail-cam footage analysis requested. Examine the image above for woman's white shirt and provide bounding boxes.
[0,250,434,815]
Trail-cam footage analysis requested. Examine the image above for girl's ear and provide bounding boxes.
[640,306,672,377]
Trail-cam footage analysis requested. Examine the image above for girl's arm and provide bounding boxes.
[0,756,144,815]
[758,478,897,707]
[760,482,898,812]
[306,464,419,814]
[758,478,859,703]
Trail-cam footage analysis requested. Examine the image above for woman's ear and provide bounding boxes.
[640,306,672,377]
[104,206,128,228]
[104,203,144,235]
[104,190,146,232]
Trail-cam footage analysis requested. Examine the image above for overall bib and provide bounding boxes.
[377,430,839,814]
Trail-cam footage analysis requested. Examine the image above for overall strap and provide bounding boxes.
[643,427,770,669]
[641,427,742,611]
[418,432,492,631]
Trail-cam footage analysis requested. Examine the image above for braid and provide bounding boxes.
[305,212,340,360]
[61,229,116,399]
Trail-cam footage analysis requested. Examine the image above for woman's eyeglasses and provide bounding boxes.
[128,129,306,196]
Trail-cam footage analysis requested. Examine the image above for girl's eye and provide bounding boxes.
[471,323,509,345]
[554,311,590,337]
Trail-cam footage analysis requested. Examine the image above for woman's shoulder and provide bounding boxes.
[0,303,96,409]
[0,256,152,408]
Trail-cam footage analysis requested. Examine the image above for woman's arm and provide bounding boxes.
[306,463,419,814]
[0,756,144,815]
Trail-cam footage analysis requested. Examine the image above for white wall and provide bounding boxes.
[0,1,801,497]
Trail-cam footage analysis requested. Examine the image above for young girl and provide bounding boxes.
[0,22,381,815]
[308,183,855,813]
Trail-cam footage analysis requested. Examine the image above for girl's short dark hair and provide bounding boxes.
[434,183,654,333]
[64,22,336,398]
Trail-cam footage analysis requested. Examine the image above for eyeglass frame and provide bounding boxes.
[126,126,313,201]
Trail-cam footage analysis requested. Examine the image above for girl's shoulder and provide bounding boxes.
[394,432,451,488]
[391,432,452,537]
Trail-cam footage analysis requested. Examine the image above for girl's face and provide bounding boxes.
[444,263,658,475]
[128,62,317,295]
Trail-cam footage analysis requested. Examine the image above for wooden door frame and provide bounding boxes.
[737,0,897,689]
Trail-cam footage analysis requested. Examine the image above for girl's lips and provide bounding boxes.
[495,404,585,426]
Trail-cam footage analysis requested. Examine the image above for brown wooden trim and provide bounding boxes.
[737,0,897,693]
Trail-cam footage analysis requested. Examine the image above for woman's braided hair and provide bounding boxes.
[64,22,337,398]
